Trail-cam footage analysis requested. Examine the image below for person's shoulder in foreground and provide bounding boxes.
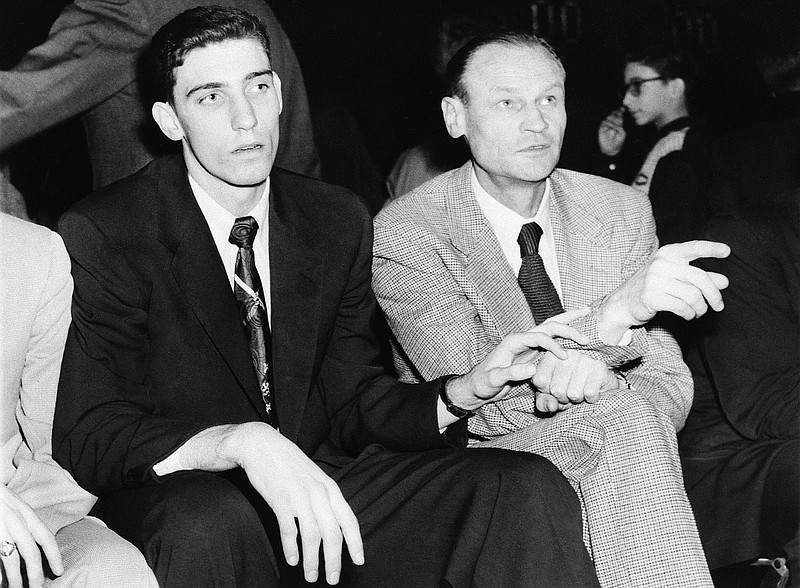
[1,212,157,588]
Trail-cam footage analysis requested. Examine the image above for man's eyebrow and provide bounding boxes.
[185,70,273,98]
[185,81,222,98]
[246,69,273,81]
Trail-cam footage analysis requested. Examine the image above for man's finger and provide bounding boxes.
[1,548,23,588]
[297,506,322,584]
[310,499,343,585]
[660,240,730,263]
[680,265,727,312]
[535,392,560,412]
[276,511,300,567]
[531,354,556,392]
[536,322,590,346]
[708,271,729,291]
[14,533,44,588]
[500,332,566,360]
[24,512,62,577]
[492,362,537,387]
[328,486,364,567]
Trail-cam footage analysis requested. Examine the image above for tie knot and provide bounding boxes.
[518,221,544,256]
[229,216,259,248]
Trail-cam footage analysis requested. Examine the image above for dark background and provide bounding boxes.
[0,0,792,219]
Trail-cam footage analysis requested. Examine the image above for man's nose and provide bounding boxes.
[230,95,257,131]
[521,106,548,133]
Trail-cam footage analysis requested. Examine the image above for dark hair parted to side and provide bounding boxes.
[445,31,564,102]
[624,45,698,104]
[149,5,272,104]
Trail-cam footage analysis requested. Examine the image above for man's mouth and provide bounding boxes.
[234,143,263,153]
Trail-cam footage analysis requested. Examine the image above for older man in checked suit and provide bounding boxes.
[373,31,731,588]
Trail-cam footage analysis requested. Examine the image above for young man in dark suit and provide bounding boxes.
[52,7,600,587]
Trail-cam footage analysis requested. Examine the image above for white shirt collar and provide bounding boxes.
[471,168,563,297]
[188,175,272,314]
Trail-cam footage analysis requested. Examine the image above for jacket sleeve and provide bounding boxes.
[53,210,206,496]
[324,208,465,453]
[0,0,150,153]
[0,0,320,179]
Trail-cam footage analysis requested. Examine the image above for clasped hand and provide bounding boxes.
[447,309,592,412]
[533,349,620,413]
[0,485,63,588]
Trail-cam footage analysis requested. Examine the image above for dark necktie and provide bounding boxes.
[229,216,277,427]
[517,221,564,324]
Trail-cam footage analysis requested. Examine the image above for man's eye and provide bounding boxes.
[541,95,557,106]
[499,99,514,108]
[199,93,219,104]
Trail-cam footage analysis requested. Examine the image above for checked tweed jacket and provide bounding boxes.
[373,162,713,588]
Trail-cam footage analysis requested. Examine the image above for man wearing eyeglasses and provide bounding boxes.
[373,31,730,588]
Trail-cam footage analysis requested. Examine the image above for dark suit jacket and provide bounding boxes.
[679,193,800,567]
[54,154,454,496]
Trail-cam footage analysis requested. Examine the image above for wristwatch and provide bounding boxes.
[440,377,475,419]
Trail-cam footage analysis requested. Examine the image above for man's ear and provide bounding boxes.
[273,71,283,114]
[669,77,686,100]
[151,101,184,142]
[441,96,466,139]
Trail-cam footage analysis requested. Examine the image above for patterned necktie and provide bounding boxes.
[229,216,277,427]
[517,221,564,324]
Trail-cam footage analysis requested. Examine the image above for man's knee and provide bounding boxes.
[148,473,270,556]
[98,472,278,586]
[464,448,578,505]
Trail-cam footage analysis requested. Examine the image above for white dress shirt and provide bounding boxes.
[190,175,272,320]
[471,169,564,300]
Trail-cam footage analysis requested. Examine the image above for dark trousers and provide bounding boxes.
[93,446,600,587]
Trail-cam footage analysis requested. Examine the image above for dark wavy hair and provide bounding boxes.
[148,5,271,104]
[445,31,564,103]
[624,44,698,106]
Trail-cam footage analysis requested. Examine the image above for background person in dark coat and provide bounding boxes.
[679,192,799,587]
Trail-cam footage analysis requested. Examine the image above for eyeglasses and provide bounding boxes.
[619,76,669,98]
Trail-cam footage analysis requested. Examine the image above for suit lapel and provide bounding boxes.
[447,163,534,338]
[156,156,268,420]
[268,172,322,442]
[549,170,618,309]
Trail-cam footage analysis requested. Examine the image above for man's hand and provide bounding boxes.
[176,423,363,585]
[597,240,730,344]
[532,350,621,413]
[445,309,591,414]
[0,485,63,588]
[598,107,627,157]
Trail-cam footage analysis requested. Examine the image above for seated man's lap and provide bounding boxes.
[91,447,592,587]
